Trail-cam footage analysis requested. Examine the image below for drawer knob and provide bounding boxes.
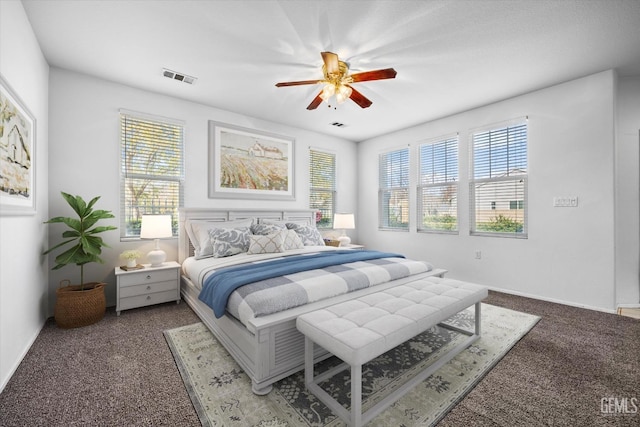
[146,296,151,300]
[146,275,151,280]
[146,285,151,290]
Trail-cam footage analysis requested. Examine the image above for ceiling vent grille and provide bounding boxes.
[162,68,197,85]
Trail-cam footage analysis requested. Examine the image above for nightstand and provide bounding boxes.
[115,261,181,315]
[344,244,364,250]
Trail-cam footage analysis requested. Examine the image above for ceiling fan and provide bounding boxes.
[275,51,397,110]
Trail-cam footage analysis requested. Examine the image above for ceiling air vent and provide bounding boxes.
[162,68,197,85]
[330,122,346,127]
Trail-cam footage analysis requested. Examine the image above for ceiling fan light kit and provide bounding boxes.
[275,51,397,110]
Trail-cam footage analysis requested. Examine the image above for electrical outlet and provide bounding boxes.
[475,250,481,259]
[553,196,579,207]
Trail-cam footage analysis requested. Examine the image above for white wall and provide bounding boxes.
[615,74,640,306]
[47,68,358,314]
[358,70,618,312]
[0,1,50,391]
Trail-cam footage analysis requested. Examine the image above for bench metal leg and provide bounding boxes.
[351,364,362,427]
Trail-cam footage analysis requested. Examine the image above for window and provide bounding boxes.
[470,118,527,237]
[418,135,458,233]
[510,200,524,210]
[120,111,184,238]
[379,147,409,230]
[309,149,336,228]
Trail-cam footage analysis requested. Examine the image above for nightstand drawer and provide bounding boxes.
[118,269,177,287]
[118,289,178,311]
[119,280,177,298]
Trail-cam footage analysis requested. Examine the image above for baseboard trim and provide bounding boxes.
[616,303,640,309]
[486,286,617,314]
[0,321,45,394]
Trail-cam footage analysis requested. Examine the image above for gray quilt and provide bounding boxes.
[225,256,432,327]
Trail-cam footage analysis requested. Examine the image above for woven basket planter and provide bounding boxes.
[54,281,106,329]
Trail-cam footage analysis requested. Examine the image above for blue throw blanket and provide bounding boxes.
[199,250,404,318]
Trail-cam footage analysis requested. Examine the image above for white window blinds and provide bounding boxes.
[379,147,409,230]
[120,111,184,238]
[418,135,458,233]
[309,149,336,228]
[470,119,527,237]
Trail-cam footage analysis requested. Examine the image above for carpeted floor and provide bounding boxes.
[0,291,638,426]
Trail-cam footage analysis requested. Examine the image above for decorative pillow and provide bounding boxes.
[282,229,304,250]
[250,222,285,236]
[206,227,251,259]
[247,232,285,254]
[286,223,325,246]
[188,218,254,258]
[261,219,310,228]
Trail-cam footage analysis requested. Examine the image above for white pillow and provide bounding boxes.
[282,229,304,250]
[187,218,254,258]
[247,232,285,254]
[261,218,310,227]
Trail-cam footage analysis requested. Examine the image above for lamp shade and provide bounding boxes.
[334,213,355,230]
[140,215,172,239]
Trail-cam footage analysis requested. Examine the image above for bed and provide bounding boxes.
[178,208,447,395]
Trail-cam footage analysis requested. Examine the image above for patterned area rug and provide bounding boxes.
[164,303,539,426]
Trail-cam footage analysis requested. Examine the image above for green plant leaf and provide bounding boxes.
[52,217,82,232]
[81,235,104,255]
[90,210,116,219]
[42,238,77,255]
[43,192,117,285]
[44,216,67,224]
[86,196,100,212]
[54,245,86,266]
[61,192,83,218]
[61,230,81,238]
[87,226,118,235]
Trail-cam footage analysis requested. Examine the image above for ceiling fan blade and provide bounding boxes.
[275,79,321,87]
[321,51,340,75]
[350,68,397,83]
[306,92,324,110]
[348,86,373,108]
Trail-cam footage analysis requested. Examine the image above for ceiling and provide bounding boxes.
[21,0,640,142]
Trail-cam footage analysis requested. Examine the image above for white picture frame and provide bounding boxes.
[0,73,36,216]
[208,121,295,200]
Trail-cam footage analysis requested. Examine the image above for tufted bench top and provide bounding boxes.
[296,276,488,366]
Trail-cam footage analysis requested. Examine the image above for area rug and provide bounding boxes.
[164,303,539,426]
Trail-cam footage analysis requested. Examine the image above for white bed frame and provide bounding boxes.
[178,208,447,395]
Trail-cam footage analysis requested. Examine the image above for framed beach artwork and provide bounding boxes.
[208,121,295,200]
[0,74,36,216]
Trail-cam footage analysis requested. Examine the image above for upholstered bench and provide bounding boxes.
[296,276,488,427]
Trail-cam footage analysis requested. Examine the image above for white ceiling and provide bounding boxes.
[22,0,640,142]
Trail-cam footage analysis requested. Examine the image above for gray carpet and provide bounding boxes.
[0,291,639,426]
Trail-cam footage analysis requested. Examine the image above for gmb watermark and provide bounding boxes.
[601,397,638,415]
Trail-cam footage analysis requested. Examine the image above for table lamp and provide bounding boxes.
[333,213,355,247]
[140,214,172,267]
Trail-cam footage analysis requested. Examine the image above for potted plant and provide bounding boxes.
[120,250,142,268]
[43,192,117,328]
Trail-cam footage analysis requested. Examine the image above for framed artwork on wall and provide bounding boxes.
[208,120,295,200]
[0,73,36,216]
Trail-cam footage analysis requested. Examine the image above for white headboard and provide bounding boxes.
[178,208,317,263]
